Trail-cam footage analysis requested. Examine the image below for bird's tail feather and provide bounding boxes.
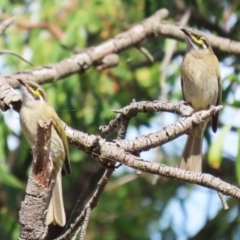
[45,172,66,227]
[179,135,203,172]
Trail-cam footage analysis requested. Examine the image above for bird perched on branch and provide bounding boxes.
[179,28,222,172]
[18,79,71,227]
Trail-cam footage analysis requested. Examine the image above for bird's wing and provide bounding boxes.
[211,75,222,133]
[51,107,71,175]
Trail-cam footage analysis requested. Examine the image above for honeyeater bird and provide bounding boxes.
[18,79,71,227]
[179,28,222,172]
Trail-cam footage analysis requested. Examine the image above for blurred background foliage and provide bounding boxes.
[0,0,240,239]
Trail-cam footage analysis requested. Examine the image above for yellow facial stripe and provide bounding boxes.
[29,86,41,98]
[191,35,204,46]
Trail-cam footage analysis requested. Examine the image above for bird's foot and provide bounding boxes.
[178,100,194,117]
[209,105,217,116]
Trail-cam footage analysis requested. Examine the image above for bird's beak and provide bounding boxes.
[180,28,190,37]
[18,79,26,87]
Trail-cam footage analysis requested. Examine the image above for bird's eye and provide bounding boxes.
[32,86,37,91]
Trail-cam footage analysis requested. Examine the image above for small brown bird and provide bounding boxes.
[179,28,222,172]
[18,79,71,226]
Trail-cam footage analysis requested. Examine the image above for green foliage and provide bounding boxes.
[236,129,240,184]
[0,165,23,189]
[208,123,232,169]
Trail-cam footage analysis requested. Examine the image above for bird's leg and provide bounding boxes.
[209,105,218,116]
[47,155,56,187]
[178,100,195,117]
[48,155,54,174]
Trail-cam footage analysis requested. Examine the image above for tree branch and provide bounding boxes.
[61,103,240,204]
[57,169,113,239]
[5,9,170,88]
[0,13,64,41]
[2,8,239,238]
[0,75,21,112]
[100,100,193,134]
[3,8,240,90]
[19,120,54,239]
[99,141,240,200]
[0,16,15,36]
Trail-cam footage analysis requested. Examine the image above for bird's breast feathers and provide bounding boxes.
[20,102,65,161]
[181,53,220,110]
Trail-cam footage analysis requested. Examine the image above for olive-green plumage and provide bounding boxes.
[179,28,222,172]
[18,79,71,226]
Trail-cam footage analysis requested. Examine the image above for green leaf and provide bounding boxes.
[236,128,240,184]
[0,207,20,239]
[0,165,24,189]
[208,123,232,169]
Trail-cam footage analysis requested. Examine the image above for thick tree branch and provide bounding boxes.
[17,103,240,239]
[172,6,232,38]
[99,141,240,200]
[5,9,169,88]
[3,8,240,90]
[62,104,240,204]
[1,78,223,167]
[19,120,54,239]
[0,75,21,111]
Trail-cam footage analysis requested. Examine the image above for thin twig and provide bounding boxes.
[19,120,53,239]
[100,100,194,134]
[136,46,154,62]
[0,49,33,66]
[79,206,91,240]
[159,9,191,101]
[56,168,114,240]
[0,17,15,36]
[218,191,229,210]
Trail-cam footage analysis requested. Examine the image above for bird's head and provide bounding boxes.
[18,79,47,104]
